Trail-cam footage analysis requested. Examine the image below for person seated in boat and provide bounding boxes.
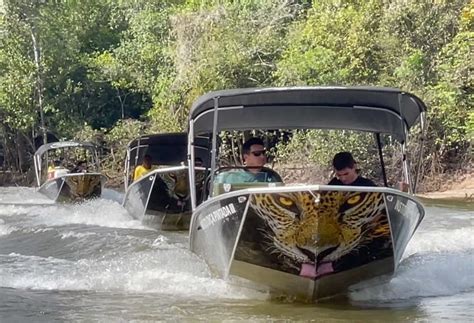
[71,160,87,173]
[328,152,376,186]
[133,154,153,181]
[47,161,56,179]
[194,157,204,167]
[48,159,70,179]
[216,137,282,184]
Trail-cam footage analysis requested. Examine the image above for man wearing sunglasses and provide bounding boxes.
[241,137,282,183]
[213,137,283,187]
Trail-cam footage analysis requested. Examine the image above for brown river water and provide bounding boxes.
[0,187,472,322]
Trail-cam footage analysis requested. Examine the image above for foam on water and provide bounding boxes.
[0,243,267,301]
[350,251,474,301]
[36,199,145,229]
[0,187,122,206]
[0,187,54,205]
[101,188,124,203]
[1,186,472,306]
[0,219,15,236]
[0,185,268,301]
[350,219,474,302]
[405,226,474,256]
[0,199,145,230]
[59,231,98,240]
[0,205,43,217]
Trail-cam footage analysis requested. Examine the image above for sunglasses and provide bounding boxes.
[250,150,266,157]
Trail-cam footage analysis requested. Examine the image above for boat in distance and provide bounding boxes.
[33,141,106,203]
[122,133,210,230]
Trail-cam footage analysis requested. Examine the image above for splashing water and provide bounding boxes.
[0,187,472,321]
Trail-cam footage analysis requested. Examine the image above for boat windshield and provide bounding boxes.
[36,145,100,186]
[211,166,283,196]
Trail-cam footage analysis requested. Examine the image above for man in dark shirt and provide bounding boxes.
[328,152,376,186]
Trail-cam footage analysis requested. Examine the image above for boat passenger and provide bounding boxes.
[195,157,204,167]
[71,160,87,173]
[47,161,56,179]
[48,159,69,179]
[133,154,153,181]
[216,137,282,183]
[328,152,376,186]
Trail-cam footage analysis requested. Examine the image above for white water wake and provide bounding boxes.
[350,208,474,302]
[1,187,472,303]
[0,188,268,301]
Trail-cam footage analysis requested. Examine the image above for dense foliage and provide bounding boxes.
[0,0,471,190]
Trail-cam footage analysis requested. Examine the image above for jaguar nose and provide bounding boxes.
[316,244,340,263]
[297,246,316,262]
[175,192,188,200]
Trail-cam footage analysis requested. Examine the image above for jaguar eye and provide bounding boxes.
[278,196,294,207]
[169,173,176,179]
[347,195,361,204]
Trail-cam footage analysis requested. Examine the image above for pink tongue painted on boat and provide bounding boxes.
[299,262,334,278]
[316,262,334,276]
[299,263,316,278]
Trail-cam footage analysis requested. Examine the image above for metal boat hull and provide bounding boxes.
[189,185,424,300]
[38,173,106,203]
[123,166,206,230]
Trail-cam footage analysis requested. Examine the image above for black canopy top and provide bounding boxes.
[34,141,97,158]
[127,133,211,167]
[189,86,427,142]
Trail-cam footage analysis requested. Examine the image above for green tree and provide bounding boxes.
[426,30,473,169]
[148,0,298,130]
[276,0,383,86]
[378,0,468,92]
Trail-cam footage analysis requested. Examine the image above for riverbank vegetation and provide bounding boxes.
[0,0,472,191]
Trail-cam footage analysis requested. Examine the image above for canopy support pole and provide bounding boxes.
[398,93,413,194]
[401,142,412,194]
[188,123,197,210]
[413,112,426,194]
[375,133,388,187]
[209,97,220,196]
[134,137,141,169]
[124,149,130,191]
[128,137,141,190]
[34,155,41,187]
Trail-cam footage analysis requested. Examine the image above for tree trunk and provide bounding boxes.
[30,24,47,145]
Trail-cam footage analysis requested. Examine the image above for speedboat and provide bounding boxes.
[122,133,210,230]
[33,141,106,202]
[186,87,427,300]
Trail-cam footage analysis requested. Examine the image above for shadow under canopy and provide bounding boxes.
[126,133,211,169]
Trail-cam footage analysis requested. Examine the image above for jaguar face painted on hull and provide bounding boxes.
[246,190,391,276]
